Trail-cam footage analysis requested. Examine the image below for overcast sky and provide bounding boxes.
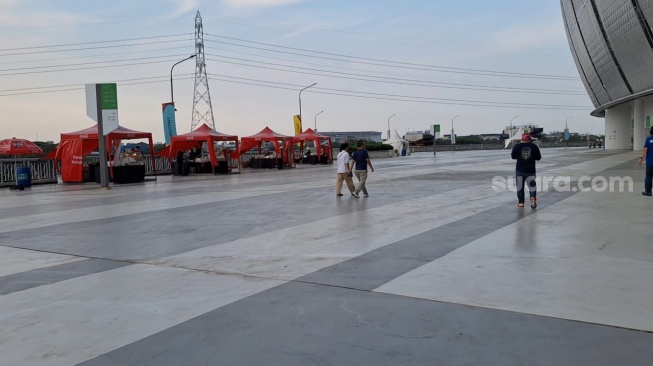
[0,0,597,143]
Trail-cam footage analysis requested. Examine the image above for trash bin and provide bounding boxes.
[401,148,407,156]
[16,166,31,187]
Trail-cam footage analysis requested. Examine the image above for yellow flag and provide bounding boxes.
[293,115,302,136]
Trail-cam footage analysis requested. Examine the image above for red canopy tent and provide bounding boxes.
[237,127,295,168]
[46,125,155,182]
[156,124,239,174]
[293,128,333,164]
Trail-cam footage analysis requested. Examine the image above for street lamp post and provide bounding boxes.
[170,55,196,106]
[299,83,317,130]
[387,114,396,140]
[565,116,573,147]
[314,110,323,132]
[451,115,460,145]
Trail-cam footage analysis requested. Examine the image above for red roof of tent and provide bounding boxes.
[293,128,331,142]
[293,128,333,163]
[237,126,294,158]
[173,123,238,142]
[242,126,293,141]
[61,124,152,140]
[156,124,240,172]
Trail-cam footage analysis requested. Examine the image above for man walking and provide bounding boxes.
[352,140,375,197]
[335,143,358,198]
[511,133,541,208]
[638,126,653,196]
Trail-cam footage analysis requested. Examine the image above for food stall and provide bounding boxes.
[46,124,155,183]
[156,123,240,175]
[237,127,295,169]
[293,128,333,164]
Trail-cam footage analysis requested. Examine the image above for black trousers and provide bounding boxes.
[516,173,536,203]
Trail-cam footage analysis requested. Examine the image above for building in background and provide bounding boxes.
[561,0,653,150]
[319,131,383,145]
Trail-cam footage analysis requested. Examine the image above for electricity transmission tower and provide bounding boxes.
[191,11,216,130]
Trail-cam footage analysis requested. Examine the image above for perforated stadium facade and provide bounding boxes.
[561,0,653,149]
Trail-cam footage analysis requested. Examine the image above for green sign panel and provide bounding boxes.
[647,116,651,128]
[433,124,440,132]
[100,83,118,110]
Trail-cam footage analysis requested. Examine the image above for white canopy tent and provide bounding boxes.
[384,129,410,156]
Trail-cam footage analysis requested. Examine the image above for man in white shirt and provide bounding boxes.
[335,143,358,198]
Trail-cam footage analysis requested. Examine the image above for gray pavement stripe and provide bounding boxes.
[0,258,130,296]
[296,189,574,291]
[76,281,653,366]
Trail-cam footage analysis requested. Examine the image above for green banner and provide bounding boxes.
[100,83,118,110]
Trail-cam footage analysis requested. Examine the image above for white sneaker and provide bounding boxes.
[363,193,369,197]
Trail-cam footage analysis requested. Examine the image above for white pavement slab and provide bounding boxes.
[0,246,83,277]
[0,264,284,366]
[375,189,653,332]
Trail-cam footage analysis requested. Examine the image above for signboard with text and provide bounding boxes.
[85,83,119,135]
[431,124,441,139]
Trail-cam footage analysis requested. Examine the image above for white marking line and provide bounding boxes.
[0,264,284,366]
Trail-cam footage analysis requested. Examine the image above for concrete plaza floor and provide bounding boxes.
[0,148,652,366]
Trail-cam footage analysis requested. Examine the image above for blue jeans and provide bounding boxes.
[645,166,653,193]
[516,173,536,203]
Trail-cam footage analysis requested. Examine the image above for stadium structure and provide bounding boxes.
[561,0,653,150]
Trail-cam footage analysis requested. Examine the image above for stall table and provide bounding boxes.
[94,164,145,184]
[250,157,276,169]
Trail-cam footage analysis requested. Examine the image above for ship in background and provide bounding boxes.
[403,130,434,145]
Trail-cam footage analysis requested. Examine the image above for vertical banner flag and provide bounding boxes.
[162,102,177,145]
[564,128,570,141]
[293,115,302,136]
[431,124,441,139]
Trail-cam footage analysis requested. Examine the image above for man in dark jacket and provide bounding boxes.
[511,133,542,208]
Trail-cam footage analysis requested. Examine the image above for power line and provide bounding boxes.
[204,34,579,80]
[0,58,184,77]
[0,45,193,66]
[0,33,192,52]
[205,54,586,96]
[0,75,194,97]
[206,76,589,111]
[0,38,193,57]
[0,68,590,111]
[206,46,586,93]
[0,54,190,73]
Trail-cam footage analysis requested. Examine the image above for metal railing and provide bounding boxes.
[0,158,58,186]
[0,155,173,187]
